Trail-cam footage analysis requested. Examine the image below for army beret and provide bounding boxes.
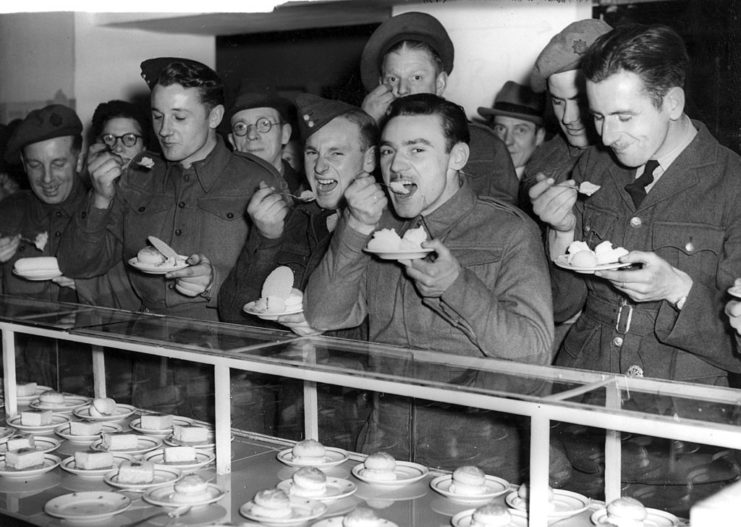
[227,89,296,125]
[5,104,82,164]
[295,93,360,141]
[530,19,612,93]
[360,11,454,92]
[478,81,545,126]
[140,57,214,89]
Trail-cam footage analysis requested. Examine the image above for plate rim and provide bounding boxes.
[590,506,679,526]
[505,489,590,518]
[143,482,225,507]
[43,490,131,521]
[364,247,434,260]
[73,403,137,421]
[12,268,63,281]
[239,498,327,524]
[6,413,70,432]
[129,415,193,435]
[90,435,162,455]
[242,301,304,319]
[55,421,123,442]
[104,466,182,491]
[430,473,510,501]
[128,256,189,274]
[60,454,131,477]
[555,255,631,274]
[277,476,357,501]
[0,453,62,477]
[276,446,349,468]
[351,460,429,487]
[143,448,216,469]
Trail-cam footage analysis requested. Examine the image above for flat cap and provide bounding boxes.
[478,81,545,126]
[140,57,214,89]
[360,11,454,92]
[530,19,612,93]
[295,94,359,141]
[5,104,82,164]
[227,89,295,125]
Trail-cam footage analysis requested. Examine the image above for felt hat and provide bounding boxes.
[140,57,213,89]
[360,11,454,92]
[227,89,295,125]
[530,19,613,93]
[477,81,545,126]
[5,104,82,164]
[294,94,359,141]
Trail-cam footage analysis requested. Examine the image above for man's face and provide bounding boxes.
[588,70,676,168]
[304,116,371,210]
[151,83,221,168]
[229,107,289,171]
[493,116,545,169]
[380,114,462,218]
[21,136,79,205]
[548,69,591,148]
[380,46,446,99]
[101,116,145,167]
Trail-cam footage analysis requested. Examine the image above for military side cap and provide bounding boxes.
[227,89,295,124]
[295,94,359,141]
[360,11,454,92]
[477,81,545,126]
[140,57,212,89]
[530,19,612,93]
[5,104,82,164]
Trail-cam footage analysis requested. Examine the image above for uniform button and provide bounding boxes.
[56,210,63,217]
[685,242,695,252]
[81,211,87,219]
[54,231,61,237]
[626,365,644,377]
[138,206,146,212]
[175,229,182,236]
[613,337,624,347]
[168,283,175,289]
[226,212,234,219]
[178,201,185,208]
[184,174,190,182]
[630,217,642,228]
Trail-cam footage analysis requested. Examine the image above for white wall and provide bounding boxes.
[395,0,592,119]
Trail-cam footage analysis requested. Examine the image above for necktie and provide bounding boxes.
[625,159,659,208]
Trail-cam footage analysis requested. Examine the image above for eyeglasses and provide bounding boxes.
[232,118,281,137]
[100,133,142,148]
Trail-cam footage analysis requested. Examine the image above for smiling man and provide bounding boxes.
[305,94,552,475]
[58,58,278,320]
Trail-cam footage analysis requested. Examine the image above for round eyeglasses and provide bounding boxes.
[100,133,142,148]
[232,118,281,137]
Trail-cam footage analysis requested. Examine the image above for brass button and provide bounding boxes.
[685,242,695,252]
[626,365,644,377]
[630,217,642,228]
[175,229,182,236]
[613,337,624,347]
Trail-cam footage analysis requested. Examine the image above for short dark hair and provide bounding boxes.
[156,61,224,109]
[385,93,469,152]
[338,109,379,152]
[91,100,151,148]
[384,40,444,76]
[582,23,689,108]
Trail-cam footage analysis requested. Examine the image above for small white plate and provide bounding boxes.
[164,428,215,449]
[277,447,349,469]
[430,474,510,504]
[364,247,434,260]
[277,476,357,502]
[555,255,632,274]
[591,507,679,527]
[506,489,590,520]
[91,436,162,456]
[73,403,137,422]
[0,435,60,455]
[243,301,303,321]
[129,416,193,437]
[55,422,123,444]
[0,453,61,478]
[312,517,398,527]
[30,394,91,412]
[452,508,528,527]
[6,414,70,434]
[240,497,327,524]
[351,460,429,487]
[144,482,225,507]
[728,285,741,298]
[105,467,182,492]
[143,448,215,471]
[16,385,52,404]
[60,454,131,479]
[44,491,131,522]
[128,256,189,274]
[12,269,63,281]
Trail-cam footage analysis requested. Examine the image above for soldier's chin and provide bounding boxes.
[316,193,341,210]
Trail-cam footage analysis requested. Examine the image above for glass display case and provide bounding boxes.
[1,294,739,526]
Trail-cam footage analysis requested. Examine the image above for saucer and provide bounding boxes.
[277,446,349,469]
[351,461,428,487]
[277,476,357,502]
[430,473,510,504]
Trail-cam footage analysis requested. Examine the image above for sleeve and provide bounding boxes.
[433,217,555,365]
[304,212,371,331]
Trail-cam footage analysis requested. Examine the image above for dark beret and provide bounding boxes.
[140,57,212,89]
[530,19,613,93]
[477,81,545,126]
[5,104,82,164]
[295,94,359,141]
[227,89,296,125]
[360,11,454,92]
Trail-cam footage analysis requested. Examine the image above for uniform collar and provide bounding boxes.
[29,175,87,220]
[410,176,476,240]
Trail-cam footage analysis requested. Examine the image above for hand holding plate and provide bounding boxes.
[167,253,213,297]
[0,234,20,263]
[402,239,460,297]
[275,311,323,336]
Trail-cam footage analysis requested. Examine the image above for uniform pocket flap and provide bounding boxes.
[652,221,723,255]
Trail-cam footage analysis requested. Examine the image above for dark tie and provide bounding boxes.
[625,159,659,208]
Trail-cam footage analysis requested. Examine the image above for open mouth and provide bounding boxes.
[315,177,338,194]
[388,179,416,197]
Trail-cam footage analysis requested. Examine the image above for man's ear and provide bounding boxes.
[448,142,469,171]
[76,150,85,174]
[208,104,225,129]
[435,72,448,96]
[363,145,377,173]
[664,86,685,120]
[280,123,292,146]
[535,126,546,147]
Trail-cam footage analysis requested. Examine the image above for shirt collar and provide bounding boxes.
[640,114,697,181]
[164,135,228,192]
[411,176,476,240]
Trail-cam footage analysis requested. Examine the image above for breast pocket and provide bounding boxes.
[197,197,249,265]
[125,193,172,242]
[452,245,503,282]
[583,205,618,249]
[652,222,723,283]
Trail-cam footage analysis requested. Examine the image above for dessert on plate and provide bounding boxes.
[566,240,628,268]
[366,226,427,253]
[117,460,155,484]
[74,451,114,470]
[469,504,514,527]
[246,266,303,315]
[289,466,327,497]
[449,465,488,495]
[341,506,389,526]
[172,474,209,503]
[598,497,647,527]
[250,488,293,519]
[89,397,118,417]
[358,452,397,482]
[292,439,326,464]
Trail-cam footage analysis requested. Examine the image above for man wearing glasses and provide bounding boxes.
[226,89,304,198]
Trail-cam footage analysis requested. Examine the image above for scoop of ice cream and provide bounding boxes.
[594,241,629,265]
[578,181,601,196]
[367,228,402,252]
[137,246,166,265]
